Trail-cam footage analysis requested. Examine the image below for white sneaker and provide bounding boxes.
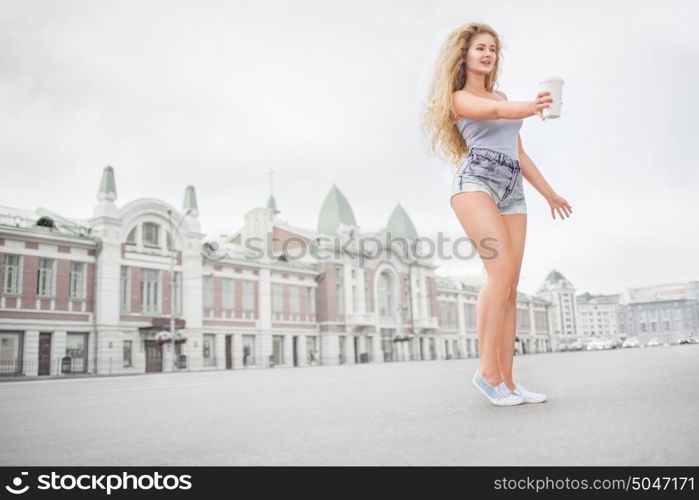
[472,370,524,406]
[512,384,547,403]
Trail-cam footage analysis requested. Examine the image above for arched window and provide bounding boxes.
[142,222,160,247]
[378,271,394,320]
[126,227,137,244]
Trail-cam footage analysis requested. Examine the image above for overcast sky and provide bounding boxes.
[1,0,697,296]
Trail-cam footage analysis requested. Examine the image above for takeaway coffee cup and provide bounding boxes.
[538,76,564,119]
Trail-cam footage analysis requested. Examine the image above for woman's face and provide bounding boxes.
[465,33,497,75]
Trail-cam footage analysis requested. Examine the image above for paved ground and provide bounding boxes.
[1,345,698,466]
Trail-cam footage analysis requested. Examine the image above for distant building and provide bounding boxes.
[577,292,621,338]
[536,269,579,348]
[617,282,699,344]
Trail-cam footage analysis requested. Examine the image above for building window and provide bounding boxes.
[289,286,300,314]
[142,222,160,247]
[272,283,284,313]
[37,258,55,297]
[2,254,22,295]
[0,331,23,373]
[173,271,182,315]
[203,276,214,309]
[69,261,86,299]
[140,269,161,314]
[336,283,344,316]
[242,281,255,311]
[222,278,235,310]
[120,266,130,313]
[126,227,137,244]
[306,287,316,315]
[378,272,393,320]
[65,332,88,373]
[123,340,132,367]
[203,334,216,366]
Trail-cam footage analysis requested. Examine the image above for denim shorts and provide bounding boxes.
[450,147,527,215]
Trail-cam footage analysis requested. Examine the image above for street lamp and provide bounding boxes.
[168,208,192,372]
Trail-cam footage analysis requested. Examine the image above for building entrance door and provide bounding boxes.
[145,340,163,373]
[38,332,51,375]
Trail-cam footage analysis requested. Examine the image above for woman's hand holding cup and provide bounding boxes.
[531,91,553,120]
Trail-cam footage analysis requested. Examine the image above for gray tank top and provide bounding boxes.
[454,112,523,162]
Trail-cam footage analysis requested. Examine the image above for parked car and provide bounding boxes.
[568,340,584,351]
[586,339,607,351]
[609,339,623,349]
[622,338,641,348]
[645,338,663,347]
[678,337,698,345]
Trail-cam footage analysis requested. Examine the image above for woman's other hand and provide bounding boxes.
[547,192,573,219]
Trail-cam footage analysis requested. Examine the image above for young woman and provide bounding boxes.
[423,22,573,406]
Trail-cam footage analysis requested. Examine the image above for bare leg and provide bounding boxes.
[451,192,519,387]
[498,213,527,390]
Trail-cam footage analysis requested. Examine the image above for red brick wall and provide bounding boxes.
[428,277,439,319]
[130,267,141,313]
[21,256,38,308]
[86,263,95,312]
[55,260,70,310]
[162,270,171,315]
[316,262,340,322]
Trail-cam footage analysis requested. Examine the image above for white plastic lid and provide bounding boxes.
[539,76,565,84]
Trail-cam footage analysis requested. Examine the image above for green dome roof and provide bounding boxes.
[386,203,418,240]
[545,269,567,283]
[317,184,357,235]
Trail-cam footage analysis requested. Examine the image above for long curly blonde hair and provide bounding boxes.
[422,22,505,166]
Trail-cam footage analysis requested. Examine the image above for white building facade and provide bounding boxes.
[0,168,556,378]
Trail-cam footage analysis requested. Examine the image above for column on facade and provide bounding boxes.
[297,334,308,367]
[357,265,367,313]
[370,334,382,363]
[320,333,339,366]
[51,331,67,375]
[283,334,293,366]
[343,263,354,316]
[258,268,272,366]
[456,293,467,359]
[213,333,225,369]
[232,333,244,368]
[418,269,428,319]
[22,330,39,376]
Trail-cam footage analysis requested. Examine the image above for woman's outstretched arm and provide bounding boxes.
[517,134,573,219]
